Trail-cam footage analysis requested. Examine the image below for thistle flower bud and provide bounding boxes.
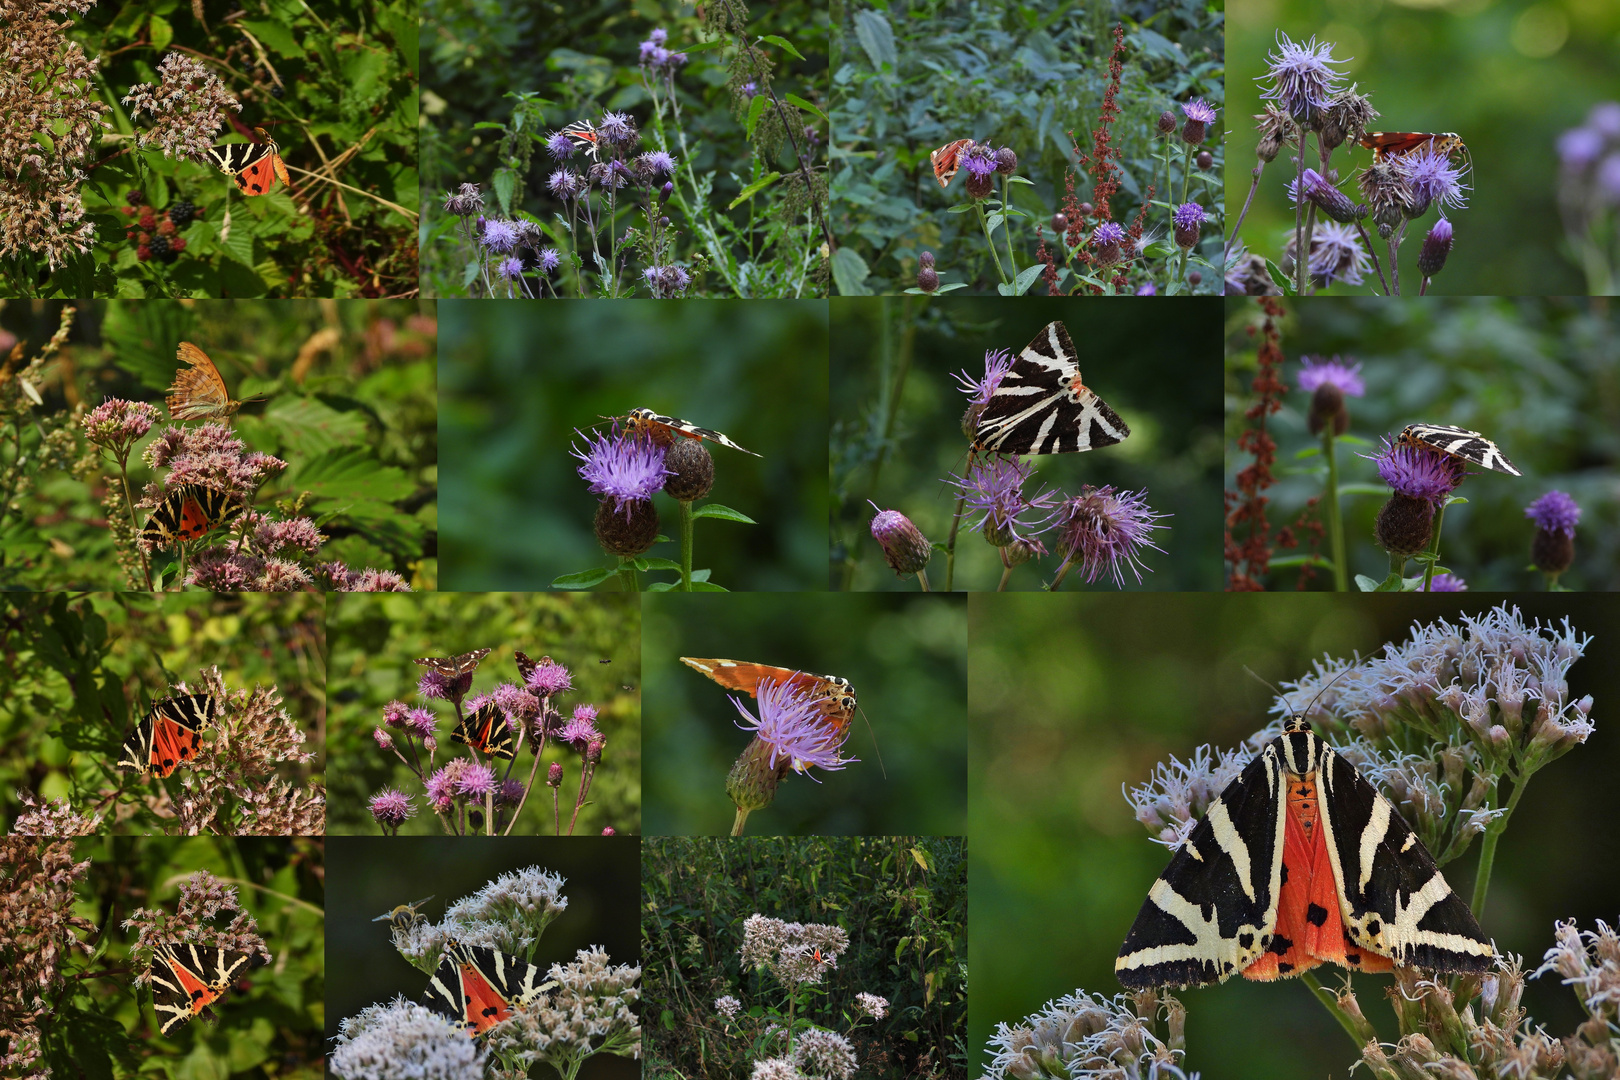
[548,762,563,786]
[919,250,935,269]
[1187,270,1201,286]
[1050,212,1067,234]
[1301,169,1365,224]
[593,497,659,557]
[662,437,714,502]
[726,737,784,812]
[1308,382,1347,436]
[1196,150,1213,170]
[869,504,932,576]
[1079,202,1093,216]
[1418,217,1454,278]
[1375,493,1434,557]
[1158,110,1177,134]
[995,147,1017,174]
[917,265,938,293]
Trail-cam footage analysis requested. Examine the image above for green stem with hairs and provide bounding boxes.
[1323,426,1347,591]
[999,175,1019,283]
[1422,498,1451,592]
[975,201,1010,284]
[678,500,694,592]
[943,493,967,592]
[1469,777,1527,918]
[730,807,749,837]
[617,560,639,592]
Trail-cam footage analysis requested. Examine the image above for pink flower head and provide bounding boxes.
[383,700,410,728]
[369,788,414,827]
[731,678,855,778]
[83,398,157,452]
[254,516,324,556]
[406,708,438,739]
[526,658,573,697]
[418,669,452,701]
[492,683,539,723]
[454,762,496,799]
[425,767,456,812]
[373,727,393,750]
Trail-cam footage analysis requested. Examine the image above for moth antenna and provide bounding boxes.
[858,704,885,779]
[1245,661,1360,724]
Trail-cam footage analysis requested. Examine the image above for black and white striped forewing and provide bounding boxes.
[1399,423,1520,476]
[1315,744,1494,972]
[424,944,556,1037]
[973,321,1131,456]
[1115,742,1287,988]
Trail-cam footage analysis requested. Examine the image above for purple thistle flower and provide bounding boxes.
[495,778,525,807]
[1395,149,1470,213]
[83,398,157,452]
[1173,202,1205,248]
[546,132,576,160]
[547,169,583,200]
[952,348,1014,407]
[1597,155,1620,202]
[562,704,600,748]
[1298,355,1364,397]
[1302,220,1370,287]
[947,456,1058,547]
[1589,102,1620,138]
[1525,491,1580,536]
[383,700,409,728]
[571,427,671,511]
[1258,32,1347,122]
[406,708,438,739]
[537,247,561,273]
[1048,485,1169,588]
[730,678,855,776]
[640,42,669,65]
[1181,98,1217,124]
[1368,436,1466,503]
[960,143,998,179]
[1419,216,1454,278]
[424,767,455,812]
[598,110,635,146]
[1136,283,1156,295]
[741,80,759,99]
[643,264,692,299]
[1428,573,1468,591]
[868,502,932,577]
[1091,221,1126,247]
[480,218,519,253]
[497,256,525,280]
[650,27,668,45]
[492,683,538,724]
[526,658,573,697]
[637,150,676,179]
[454,762,496,799]
[372,727,392,750]
[1557,127,1605,170]
[417,669,452,701]
[368,788,415,828]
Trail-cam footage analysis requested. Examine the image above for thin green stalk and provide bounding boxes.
[996,564,1011,591]
[1422,498,1450,591]
[1300,971,1370,1049]
[679,500,694,592]
[915,571,930,591]
[1179,139,1195,208]
[999,175,1019,282]
[943,492,967,591]
[975,202,1010,284]
[730,807,749,836]
[617,560,638,592]
[113,456,153,589]
[1469,777,1526,918]
[1323,427,1347,591]
[1294,130,1308,295]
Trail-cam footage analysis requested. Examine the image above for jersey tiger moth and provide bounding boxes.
[1115,715,1494,988]
[117,692,221,778]
[423,943,558,1038]
[1397,423,1520,477]
[139,485,245,550]
[972,322,1131,456]
[206,127,290,196]
[452,701,517,759]
[623,408,760,457]
[149,942,258,1035]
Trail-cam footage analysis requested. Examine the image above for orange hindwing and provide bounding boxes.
[929,139,973,188]
[166,341,242,421]
[679,657,857,741]
[1358,131,1466,164]
[139,485,244,550]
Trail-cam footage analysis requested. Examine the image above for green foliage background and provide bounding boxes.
[44,836,324,1077]
[830,0,1225,295]
[325,835,640,1080]
[438,300,829,592]
[644,836,968,1080]
[326,591,641,835]
[19,0,420,298]
[832,296,1225,591]
[1225,296,1620,590]
[0,299,438,590]
[1227,0,1620,294]
[643,593,966,836]
[0,592,325,833]
[419,0,828,298]
[969,592,1620,1080]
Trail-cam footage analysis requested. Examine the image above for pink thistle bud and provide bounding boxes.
[548,762,564,787]
[602,827,616,836]
[373,727,393,750]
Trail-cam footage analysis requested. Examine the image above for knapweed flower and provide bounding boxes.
[480,218,519,254]
[369,788,415,831]
[1299,354,1363,435]
[535,247,561,274]
[561,704,600,749]
[1090,221,1127,266]
[406,708,438,740]
[869,502,932,577]
[1418,217,1454,279]
[572,428,670,512]
[730,679,855,777]
[417,669,452,702]
[1258,32,1348,123]
[1526,490,1580,576]
[1395,148,1470,215]
[635,151,676,181]
[917,255,939,293]
[597,110,637,147]
[1136,283,1156,295]
[947,456,1058,548]
[952,346,1014,428]
[82,398,157,453]
[960,142,998,200]
[1172,202,1205,249]
[497,256,525,281]
[1371,436,1467,503]
[525,657,573,697]
[1180,98,1216,144]
[1428,573,1468,591]
[442,183,483,216]
[1048,485,1169,589]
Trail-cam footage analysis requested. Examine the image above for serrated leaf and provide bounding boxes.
[287,447,414,502]
[852,9,897,70]
[263,396,370,457]
[692,504,756,524]
[728,172,781,210]
[553,567,617,589]
[783,94,827,122]
[831,247,870,296]
[492,168,517,216]
[759,34,805,61]
[745,94,768,141]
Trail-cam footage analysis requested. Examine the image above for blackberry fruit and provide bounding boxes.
[168,200,197,227]
[126,190,145,206]
[147,234,171,259]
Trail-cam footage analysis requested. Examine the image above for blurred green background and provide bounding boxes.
[326,835,638,1080]
[832,296,1224,590]
[72,837,323,1075]
[326,592,640,835]
[0,592,324,832]
[1228,0,1620,294]
[439,300,829,591]
[0,299,438,590]
[644,593,966,836]
[644,836,967,1080]
[1225,296,1620,590]
[969,592,1620,1080]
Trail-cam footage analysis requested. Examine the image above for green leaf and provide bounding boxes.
[1294,446,1321,460]
[463,259,481,288]
[645,581,674,592]
[472,121,506,130]
[688,581,729,592]
[759,34,805,61]
[783,94,827,122]
[492,168,517,216]
[636,557,682,572]
[239,18,304,58]
[692,504,757,524]
[148,14,173,53]
[832,247,870,296]
[1354,574,1384,592]
[852,9,897,70]
[262,396,370,457]
[727,171,782,210]
[745,93,768,141]
[287,447,414,503]
[552,567,617,589]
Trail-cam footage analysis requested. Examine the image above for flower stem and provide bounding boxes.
[976,201,1010,284]
[999,175,1020,282]
[678,499,694,591]
[1422,498,1450,592]
[731,806,750,837]
[1228,162,1265,259]
[915,570,930,591]
[1469,777,1527,918]
[1323,427,1347,591]
[1300,971,1369,1049]
[1354,223,1390,296]
[114,456,153,589]
[1294,130,1308,295]
[617,560,638,592]
[943,492,968,592]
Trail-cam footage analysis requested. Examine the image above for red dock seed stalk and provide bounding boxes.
[1225,298,1289,590]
